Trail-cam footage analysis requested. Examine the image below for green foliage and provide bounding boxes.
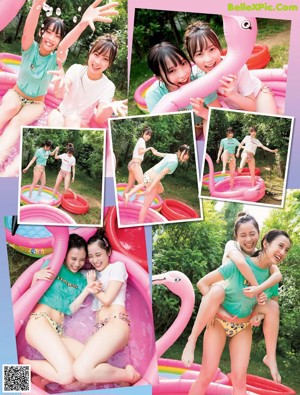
[221,202,244,240]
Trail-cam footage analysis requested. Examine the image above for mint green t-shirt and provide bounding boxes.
[35,148,50,166]
[218,256,278,318]
[38,261,87,315]
[220,138,240,154]
[151,154,178,176]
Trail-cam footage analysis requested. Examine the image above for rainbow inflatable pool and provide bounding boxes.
[20,185,61,207]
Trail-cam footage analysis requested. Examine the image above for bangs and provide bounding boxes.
[90,38,118,66]
[42,17,66,38]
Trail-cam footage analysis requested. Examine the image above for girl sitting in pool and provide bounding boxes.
[124,144,190,223]
[145,42,221,139]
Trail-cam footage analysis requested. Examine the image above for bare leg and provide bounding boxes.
[123,164,143,196]
[248,156,256,187]
[124,182,144,205]
[256,88,278,115]
[29,169,43,198]
[138,182,163,224]
[252,299,281,383]
[238,152,248,173]
[47,109,65,127]
[73,319,140,385]
[52,172,64,197]
[221,150,229,173]
[229,325,252,395]
[0,89,22,128]
[229,157,236,189]
[23,316,75,385]
[182,284,225,367]
[38,171,47,195]
[0,155,20,177]
[188,321,226,395]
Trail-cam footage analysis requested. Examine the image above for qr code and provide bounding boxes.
[2,364,31,393]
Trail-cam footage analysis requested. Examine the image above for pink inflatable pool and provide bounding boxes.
[117,182,163,211]
[118,201,167,226]
[19,204,76,225]
[20,185,61,207]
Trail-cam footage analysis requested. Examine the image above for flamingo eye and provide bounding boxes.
[241,20,252,30]
[173,277,181,283]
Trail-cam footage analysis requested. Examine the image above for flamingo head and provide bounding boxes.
[152,271,194,298]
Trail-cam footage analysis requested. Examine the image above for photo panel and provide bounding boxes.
[6,221,155,393]
[18,126,106,227]
[200,108,294,207]
[109,112,202,227]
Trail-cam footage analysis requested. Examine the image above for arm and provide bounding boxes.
[22,156,37,173]
[243,265,282,298]
[216,143,223,163]
[95,99,128,124]
[71,165,75,182]
[92,280,123,307]
[261,145,278,154]
[228,248,258,287]
[150,149,167,158]
[236,139,246,157]
[31,266,55,287]
[69,281,101,314]
[219,74,256,112]
[21,0,44,51]
[57,0,119,66]
[49,147,60,157]
[48,69,73,99]
[197,270,225,296]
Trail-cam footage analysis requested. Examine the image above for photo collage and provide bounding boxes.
[0,0,300,394]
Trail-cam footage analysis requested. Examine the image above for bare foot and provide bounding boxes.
[263,355,281,383]
[19,356,30,365]
[125,364,141,384]
[124,193,130,206]
[32,374,50,391]
[181,341,196,367]
[134,192,145,200]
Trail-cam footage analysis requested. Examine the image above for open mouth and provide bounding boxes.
[205,62,217,71]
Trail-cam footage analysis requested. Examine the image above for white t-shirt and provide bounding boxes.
[91,261,128,311]
[59,64,116,123]
[218,64,262,110]
[241,135,263,155]
[59,153,76,172]
[132,138,146,161]
[222,240,244,265]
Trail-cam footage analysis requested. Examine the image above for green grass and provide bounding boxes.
[159,336,299,392]
[21,168,103,225]
[116,165,201,213]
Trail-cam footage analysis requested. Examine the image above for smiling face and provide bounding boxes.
[193,39,222,73]
[264,235,290,266]
[88,242,110,272]
[87,50,111,80]
[235,221,260,255]
[143,132,152,142]
[159,55,191,92]
[65,247,87,273]
[40,23,62,55]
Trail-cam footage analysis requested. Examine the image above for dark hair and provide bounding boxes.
[66,143,75,154]
[183,21,222,62]
[67,234,88,256]
[141,126,153,137]
[87,228,111,255]
[43,140,53,148]
[227,127,234,135]
[40,17,67,40]
[234,212,260,238]
[249,126,257,133]
[147,42,191,89]
[89,35,118,67]
[177,144,190,160]
[252,229,291,257]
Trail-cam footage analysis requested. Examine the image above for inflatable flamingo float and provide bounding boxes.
[204,153,266,202]
[135,15,287,115]
[12,205,156,394]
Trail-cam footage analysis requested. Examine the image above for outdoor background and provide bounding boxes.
[152,192,300,392]
[129,11,290,115]
[110,113,200,212]
[0,0,127,99]
[21,127,104,224]
[201,109,293,205]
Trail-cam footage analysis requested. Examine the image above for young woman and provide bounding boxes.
[22,140,59,199]
[124,144,190,223]
[51,144,76,198]
[48,34,127,127]
[72,230,141,385]
[237,126,278,186]
[123,126,157,197]
[216,127,240,189]
[0,0,119,165]
[20,234,100,385]
[183,21,278,114]
[182,213,283,384]
[145,42,221,139]
[185,229,291,395]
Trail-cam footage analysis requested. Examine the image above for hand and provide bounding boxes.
[274,149,279,154]
[81,0,119,31]
[243,285,261,299]
[190,97,208,119]
[216,306,238,322]
[250,313,265,327]
[86,270,97,284]
[110,99,128,117]
[55,146,60,151]
[236,152,239,158]
[48,68,69,93]
[72,178,75,183]
[22,168,28,174]
[218,74,237,97]
[34,266,55,281]
[151,147,158,155]
[86,280,102,294]
[216,158,220,164]
[256,292,268,305]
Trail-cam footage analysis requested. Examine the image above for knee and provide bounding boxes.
[230,371,246,390]
[47,110,64,127]
[56,369,74,386]
[72,361,91,384]
[65,114,81,127]
[209,284,225,302]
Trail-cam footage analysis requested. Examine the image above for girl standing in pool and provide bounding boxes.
[125,144,190,223]
[183,21,278,114]
[22,140,59,199]
[184,229,290,395]
[20,234,100,385]
[51,143,76,198]
[72,229,141,386]
[48,34,127,128]
[236,126,278,186]
[182,213,284,383]
[0,0,119,166]
[145,42,221,139]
